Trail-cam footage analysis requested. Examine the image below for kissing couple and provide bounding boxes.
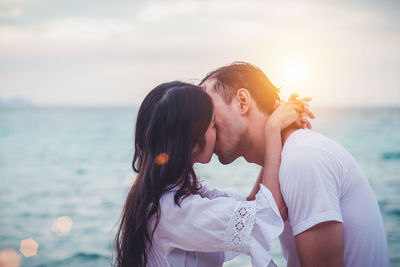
[114,62,389,267]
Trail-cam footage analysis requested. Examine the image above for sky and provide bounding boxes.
[0,0,399,107]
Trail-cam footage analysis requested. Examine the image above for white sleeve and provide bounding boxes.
[197,184,246,201]
[279,147,343,236]
[158,185,283,267]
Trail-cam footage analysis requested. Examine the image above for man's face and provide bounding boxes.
[203,80,248,165]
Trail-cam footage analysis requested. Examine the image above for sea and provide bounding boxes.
[0,107,399,266]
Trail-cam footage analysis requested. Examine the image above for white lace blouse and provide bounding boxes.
[147,184,284,267]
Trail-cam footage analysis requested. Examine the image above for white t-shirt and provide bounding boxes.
[147,184,283,267]
[279,129,389,267]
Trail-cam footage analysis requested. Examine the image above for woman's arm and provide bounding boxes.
[198,184,246,201]
[247,168,263,201]
[262,122,287,221]
[261,99,314,221]
[159,189,284,267]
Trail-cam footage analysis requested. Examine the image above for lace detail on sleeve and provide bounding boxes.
[222,201,257,254]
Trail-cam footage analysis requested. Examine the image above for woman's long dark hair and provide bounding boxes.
[114,81,214,267]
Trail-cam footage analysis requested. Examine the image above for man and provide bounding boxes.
[200,62,389,267]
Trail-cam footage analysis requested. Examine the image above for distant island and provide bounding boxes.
[0,97,33,108]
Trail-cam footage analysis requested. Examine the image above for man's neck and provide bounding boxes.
[245,123,299,167]
[243,122,266,166]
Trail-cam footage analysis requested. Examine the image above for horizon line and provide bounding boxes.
[1,104,400,109]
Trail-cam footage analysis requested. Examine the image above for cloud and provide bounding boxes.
[0,17,139,58]
[0,0,39,6]
[0,0,43,20]
[0,7,22,18]
[137,1,200,22]
[0,0,399,106]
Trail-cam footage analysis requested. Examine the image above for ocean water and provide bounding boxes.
[0,107,399,266]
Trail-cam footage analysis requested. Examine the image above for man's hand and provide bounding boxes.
[295,221,343,267]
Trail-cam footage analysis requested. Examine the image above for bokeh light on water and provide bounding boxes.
[52,216,73,236]
[19,238,38,258]
[0,248,21,267]
[124,173,136,187]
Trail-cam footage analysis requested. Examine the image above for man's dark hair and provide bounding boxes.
[200,61,280,114]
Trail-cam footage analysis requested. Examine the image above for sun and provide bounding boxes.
[280,57,309,90]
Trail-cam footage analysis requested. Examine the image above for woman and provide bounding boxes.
[114,81,311,267]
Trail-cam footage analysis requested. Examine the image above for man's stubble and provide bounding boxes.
[217,125,252,165]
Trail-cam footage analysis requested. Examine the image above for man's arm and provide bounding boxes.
[295,221,343,267]
[279,147,344,266]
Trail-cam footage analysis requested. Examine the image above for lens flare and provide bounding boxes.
[19,238,38,258]
[155,153,169,165]
[0,249,21,267]
[52,216,73,236]
[124,173,136,187]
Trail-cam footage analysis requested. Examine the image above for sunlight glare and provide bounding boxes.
[280,57,309,90]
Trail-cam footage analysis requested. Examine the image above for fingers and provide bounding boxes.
[300,112,312,129]
[270,99,314,130]
[305,120,312,129]
[289,93,312,104]
[269,101,300,130]
[289,93,311,102]
[296,97,312,102]
[296,118,302,128]
[290,99,312,110]
[273,100,280,110]
[288,94,312,110]
[289,93,299,101]
[293,105,305,114]
[296,116,309,129]
[288,93,315,120]
[296,100,315,119]
[303,106,315,119]
[294,110,313,129]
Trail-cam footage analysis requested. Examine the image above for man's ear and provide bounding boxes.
[236,88,251,115]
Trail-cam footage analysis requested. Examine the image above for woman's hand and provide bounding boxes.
[267,93,315,131]
[261,93,314,221]
[289,93,315,129]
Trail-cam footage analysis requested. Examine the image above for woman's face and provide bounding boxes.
[192,114,216,164]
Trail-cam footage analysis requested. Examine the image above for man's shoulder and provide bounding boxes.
[282,129,347,161]
[279,129,354,192]
[284,129,332,148]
